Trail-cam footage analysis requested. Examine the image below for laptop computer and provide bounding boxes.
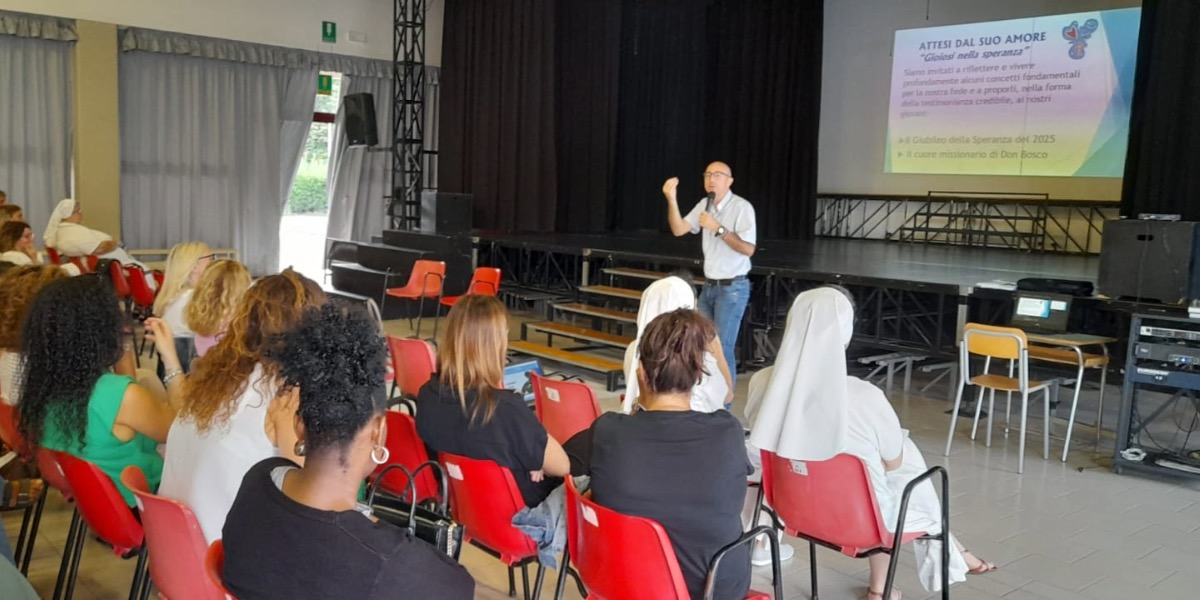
[503,360,543,404]
[1010,292,1073,334]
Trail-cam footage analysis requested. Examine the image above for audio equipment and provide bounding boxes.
[419,192,473,235]
[1099,220,1200,305]
[343,93,379,147]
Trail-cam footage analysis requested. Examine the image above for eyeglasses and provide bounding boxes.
[702,172,730,180]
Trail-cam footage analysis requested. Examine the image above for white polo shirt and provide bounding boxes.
[684,191,756,280]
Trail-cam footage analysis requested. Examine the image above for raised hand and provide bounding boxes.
[662,177,680,203]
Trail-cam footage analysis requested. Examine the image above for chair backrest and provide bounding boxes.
[53,451,144,555]
[531,372,601,443]
[372,412,440,503]
[45,247,62,265]
[439,452,536,564]
[205,541,234,599]
[121,466,226,600]
[107,260,131,299]
[68,256,89,273]
[0,401,29,459]
[761,450,889,557]
[36,449,72,501]
[467,267,502,296]
[86,255,100,272]
[153,270,165,290]
[961,323,1027,361]
[405,260,446,296]
[386,336,437,398]
[564,477,690,600]
[125,265,157,308]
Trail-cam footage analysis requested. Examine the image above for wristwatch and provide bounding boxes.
[716,226,727,237]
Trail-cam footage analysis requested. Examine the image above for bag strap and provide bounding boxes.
[367,464,420,534]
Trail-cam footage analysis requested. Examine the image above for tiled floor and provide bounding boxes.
[5,316,1200,599]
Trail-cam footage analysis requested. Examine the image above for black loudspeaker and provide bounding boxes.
[1099,220,1200,304]
[343,93,378,147]
[420,192,473,235]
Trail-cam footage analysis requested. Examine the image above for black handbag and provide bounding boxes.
[367,462,464,561]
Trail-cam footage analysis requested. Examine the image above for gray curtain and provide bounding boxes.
[326,66,441,241]
[0,12,75,237]
[119,46,316,274]
[325,74,394,242]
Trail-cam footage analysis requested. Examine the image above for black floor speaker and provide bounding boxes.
[419,192,473,235]
[343,93,378,147]
[1099,219,1200,304]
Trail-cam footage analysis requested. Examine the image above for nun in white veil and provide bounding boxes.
[621,276,732,414]
[44,199,155,287]
[748,287,991,599]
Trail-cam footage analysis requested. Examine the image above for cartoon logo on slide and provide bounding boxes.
[1062,18,1100,59]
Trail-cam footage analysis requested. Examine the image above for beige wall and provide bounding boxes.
[71,20,122,238]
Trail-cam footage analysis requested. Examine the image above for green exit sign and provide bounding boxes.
[317,74,333,96]
[322,21,337,43]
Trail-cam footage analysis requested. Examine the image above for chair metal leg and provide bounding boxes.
[1043,387,1051,460]
[520,563,531,600]
[969,386,985,441]
[530,564,546,600]
[553,552,570,600]
[63,520,88,600]
[1061,364,1085,461]
[18,492,46,574]
[507,566,517,598]
[985,388,996,447]
[128,546,149,600]
[809,540,819,600]
[52,509,82,600]
[944,377,967,456]
[1095,364,1108,443]
[1018,390,1029,474]
[414,295,427,339]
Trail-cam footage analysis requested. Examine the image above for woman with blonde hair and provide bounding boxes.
[0,266,68,405]
[416,294,570,507]
[185,260,252,358]
[158,269,326,543]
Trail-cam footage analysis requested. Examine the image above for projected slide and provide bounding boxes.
[885,8,1140,177]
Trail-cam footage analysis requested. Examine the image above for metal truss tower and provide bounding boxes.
[391,0,426,230]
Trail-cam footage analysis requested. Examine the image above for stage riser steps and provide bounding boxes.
[553,303,637,324]
[330,262,407,297]
[382,229,473,256]
[509,341,624,391]
[579,285,642,301]
[523,322,632,350]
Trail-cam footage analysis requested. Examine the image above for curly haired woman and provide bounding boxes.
[158,269,326,543]
[184,260,251,358]
[0,265,67,406]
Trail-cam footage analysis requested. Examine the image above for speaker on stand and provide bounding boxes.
[343,93,379,147]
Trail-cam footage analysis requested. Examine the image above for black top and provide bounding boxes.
[416,380,560,507]
[582,410,752,600]
[222,457,474,600]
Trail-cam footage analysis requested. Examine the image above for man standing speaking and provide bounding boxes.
[663,161,756,396]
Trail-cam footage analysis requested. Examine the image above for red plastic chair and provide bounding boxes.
[45,246,63,265]
[386,335,436,413]
[753,451,950,600]
[153,270,164,290]
[439,452,544,600]
[385,260,446,338]
[0,403,43,575]
[68,256,89,274]
[52,451,150,600]
[108,259,132,303]
[433,267,502,337]
[36,450,84,600]
[531,372,600,443]
[126,265,157,317]
[371,412,440,503]
[122,466,227,600]
[560,477,778,600]
[205,540,235,599]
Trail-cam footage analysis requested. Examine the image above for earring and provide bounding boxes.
[371,445,390,465]
[294,439,306,457]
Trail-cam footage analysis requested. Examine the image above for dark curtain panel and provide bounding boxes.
[611,0,710,233]
[706,0,823,240]
[555,0,622,233]
[1121,0,1200,219]
[439,0,558,231]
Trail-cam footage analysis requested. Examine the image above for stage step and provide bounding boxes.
[579,285,642,301]
[355,241,432,274]
[508,341,624,391]
[602,267,705,285]
[382,229,473,256]
[523,322,633,350]
[330,261,407,298]
[553,303,637,324]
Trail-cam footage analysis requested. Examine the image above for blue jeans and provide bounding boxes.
[698,278,750,394]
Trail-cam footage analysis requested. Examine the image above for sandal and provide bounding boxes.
[963,549,997,574]
[866,588,901,600]
[1,477,44,509]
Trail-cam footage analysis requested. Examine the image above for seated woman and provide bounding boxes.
[221,305,475,600]
[18,277,181,506]
[621,276,732,413]
[158,270,325,543]
[575,309,752,600]
[42,199,154,284]
[185,259,252,358]
[748,287,993,600]
[152,242,213,371]
[416,294,569,508]
[0,266,68,406]
[0,221,39,266]
[0,205,22,226]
